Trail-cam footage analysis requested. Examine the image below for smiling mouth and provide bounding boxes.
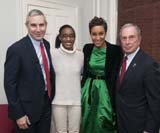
[35,34,42,37]
[95,42,102,45]
[124,47,132,50]
[65,42,73,45]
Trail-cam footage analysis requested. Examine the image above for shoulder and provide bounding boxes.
[83,43,93,50]
[76,48,83,54]
[107,41,123,56]
[82,43,94,54]
[107,41,121,51]
[138,49,156,65]
[7,36,29,53]
[135,49,159,74]
[138,50,160,77]
[52,48,60,57]
[75,49,84,59]
[43,38,50,45]
[43,38,50,48]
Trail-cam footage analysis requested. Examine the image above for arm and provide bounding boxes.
[144,62,160,132]
[81,44,91,87]
[4,46,25,120]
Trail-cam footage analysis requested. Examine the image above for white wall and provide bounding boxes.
[0,0,20,104]
[78,0,118,45]
[78,0,94,44]
[100,0,118,44]
[0,0,117,104]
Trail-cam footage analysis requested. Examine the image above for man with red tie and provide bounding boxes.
[4,9,55,133]
[116,23,160,133]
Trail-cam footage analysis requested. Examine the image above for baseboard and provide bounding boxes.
[0,104,15,133]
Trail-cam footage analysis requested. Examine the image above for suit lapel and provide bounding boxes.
[25,36,43,75]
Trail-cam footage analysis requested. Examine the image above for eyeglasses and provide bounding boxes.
[61,34,75,39]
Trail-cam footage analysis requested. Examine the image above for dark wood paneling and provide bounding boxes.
[118,0,160,63]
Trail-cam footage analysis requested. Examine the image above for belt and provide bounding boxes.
[88,73,105,80]
[87,73,105,105]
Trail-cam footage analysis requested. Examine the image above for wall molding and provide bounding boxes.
[92,0,100,17]
[92,0,118,43]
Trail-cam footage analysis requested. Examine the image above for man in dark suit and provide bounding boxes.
[116,23,160,133]
[4,9,55,133]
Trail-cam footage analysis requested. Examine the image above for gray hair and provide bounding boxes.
[119,23,141,38]
[25,9,47,25]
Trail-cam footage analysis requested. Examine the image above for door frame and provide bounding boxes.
[16,0,80,45]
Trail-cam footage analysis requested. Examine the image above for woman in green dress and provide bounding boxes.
[81,16,123,133]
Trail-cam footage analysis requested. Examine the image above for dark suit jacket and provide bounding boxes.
[81,41,123,110]
[116,49,160,133]
[4,35,55,123]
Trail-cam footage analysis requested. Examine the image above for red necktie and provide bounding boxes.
[119,56,127,84]
[40,42,51,98]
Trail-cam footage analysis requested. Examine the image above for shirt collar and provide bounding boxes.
[28,34,42,46]
[125,47,140,61]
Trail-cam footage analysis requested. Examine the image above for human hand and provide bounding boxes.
[16,115,31,129]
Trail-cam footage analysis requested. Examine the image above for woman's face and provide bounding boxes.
[59,27,75,50]
[90,25,106,48]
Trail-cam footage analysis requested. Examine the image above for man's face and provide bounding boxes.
[120,26,141,55]
[26,15,47,41]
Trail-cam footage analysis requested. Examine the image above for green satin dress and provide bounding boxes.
[81,47,117,133]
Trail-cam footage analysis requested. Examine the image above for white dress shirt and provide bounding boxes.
[29,34,50,90]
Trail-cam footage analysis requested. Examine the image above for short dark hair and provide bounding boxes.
[89,16,108,33]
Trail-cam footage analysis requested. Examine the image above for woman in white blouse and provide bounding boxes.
[50,25,83,133]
